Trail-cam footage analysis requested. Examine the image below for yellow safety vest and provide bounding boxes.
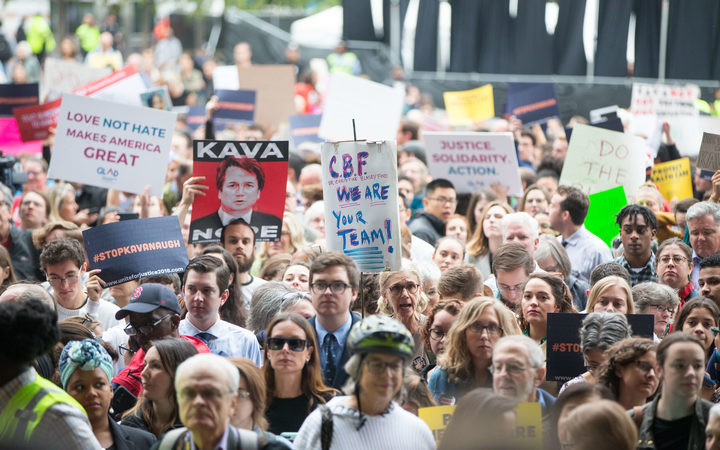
[0,372,86,444]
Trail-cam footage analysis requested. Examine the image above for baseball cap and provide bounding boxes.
[115,283,181,319]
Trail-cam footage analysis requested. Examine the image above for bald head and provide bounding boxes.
[0,283,56,311]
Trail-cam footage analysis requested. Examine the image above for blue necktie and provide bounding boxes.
[195,332,216,346]
[323,333,337,384]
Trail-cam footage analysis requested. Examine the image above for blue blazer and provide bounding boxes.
[308,311,362,390]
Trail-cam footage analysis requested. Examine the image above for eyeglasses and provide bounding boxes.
[266,337,309,352]
[178,387,232,402]
[498,283,524,293]
[489,362,527,376]
[429,328,447,341]
[124,314,173,336]
[427,197,457,205]
[364,359,404,375]
[310,281,352,294]
[388,282,419,295]
[47,272,81,286]
[237,389,251,399]
[648,304,675,315]
[633,360,657,375]
[467,322,503,337]
[659,255,688,265]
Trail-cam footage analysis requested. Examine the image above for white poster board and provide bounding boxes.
[72,65,148,106]
[42,57,111,99]
[321,140,402,272]
[630,82,700,117]
[319,74,404,142]
[423,132,523,196]
[664,116,720,156]
[559,124,646,201]
[48,94,176,196]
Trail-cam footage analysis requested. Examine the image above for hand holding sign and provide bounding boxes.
[86,269,106,302]
[180,176,208,207]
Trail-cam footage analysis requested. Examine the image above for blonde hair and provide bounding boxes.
[258,212,307,261]
[377,267,427,334]
[46,183,76,223]
[586,276,634,313]
[439,298,522,383]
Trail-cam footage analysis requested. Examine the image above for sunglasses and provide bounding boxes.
[266,337,309,352]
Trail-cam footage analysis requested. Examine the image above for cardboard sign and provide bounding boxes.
[505,83,560,126]
[83,216,188,287]
[42,57,111,98]
[423,132,523,196]
[559,124,646,201]
[651,157,693,201]
[0,118,42,155]
[514,403,543,449]
[418,405,455,445]
[321,140,402,272]
[697,132,720,172]
[631,82,699,117]
[319,73,404,142]
[140,86,173,111]
[289,114,323,147]
[0,83,38,116]
[443,84,494,127]
[48,94,177,196]
[12,98,62,142]
[213,89,256,125]
[585,186,626,248]
[546,312,654,382]
[73,65,148,106]
[189,140,289,244]
[238,65,295,129]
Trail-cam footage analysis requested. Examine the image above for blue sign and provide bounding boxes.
[505,83,560,126]
[186,106,207,132]
[0,83,39,117]
[213,89,256,126]
[289,114,323,147]
[83,216,189,286]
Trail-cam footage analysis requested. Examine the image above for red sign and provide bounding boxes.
[12,98,62,142]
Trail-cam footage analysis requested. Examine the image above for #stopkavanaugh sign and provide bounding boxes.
[546,312,654,382]
[423,132,523,196]
[189,140,289,244]
[505,83,560,126]
[213,89,256,125]
[48,94,177,196]
[83,216,189,287]
[321,141,402,272]
[289,114,322,147]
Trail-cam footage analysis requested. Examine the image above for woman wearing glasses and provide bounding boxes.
[596,337,659,409]
[655,238,698,306]
[520,273,576,358]
[121,338,198,437]
[632,282,680,340]
[263,312,336,436]
[428,298,521,404]
[420,300,463,380]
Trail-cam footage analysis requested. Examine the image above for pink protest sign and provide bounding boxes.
[12,99,62,142]
[0,118,42,155]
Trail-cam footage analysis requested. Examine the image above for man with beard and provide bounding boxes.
[221,218,265,308]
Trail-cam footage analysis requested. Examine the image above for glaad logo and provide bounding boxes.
[97,167,119,181]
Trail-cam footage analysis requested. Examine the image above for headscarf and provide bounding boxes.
[58,338,113,389]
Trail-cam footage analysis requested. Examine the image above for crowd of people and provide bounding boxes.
[4,9,720,450]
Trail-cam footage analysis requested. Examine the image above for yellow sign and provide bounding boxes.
[418,405,455,445]
[515,402,543,449]
[443,84,494,126]
[651,157,693,202]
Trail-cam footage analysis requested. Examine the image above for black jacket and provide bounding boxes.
[408,211,445,247]
[108,416,157,450]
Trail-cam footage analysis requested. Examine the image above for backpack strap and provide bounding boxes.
[231,426,260,450]
[320,404,334,450]
[158,428,188,450]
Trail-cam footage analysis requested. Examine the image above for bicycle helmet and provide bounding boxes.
[348,315,414,359]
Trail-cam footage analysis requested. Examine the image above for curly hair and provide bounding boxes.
[519,272,576,334]
[422,300,463,351]
[0,298,58,364]
[596,337,656,398]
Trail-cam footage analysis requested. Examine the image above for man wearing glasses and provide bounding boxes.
[487,243,535,312]
[39,238,122,330]
[409,178,456,246]
[307,252,362,389]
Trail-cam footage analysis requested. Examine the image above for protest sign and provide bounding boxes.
[319,73,404,142]
[546,313,654,382]
[514,403,543,449]
[189,140,289,244]
[443,84,494,127]
[83,216,188,287]
[289,114,323,147]
[140,86,173,111]
[589,105,619,123]
[0,83,38,116]
[651,157,693,201]
[631,82,699,117]
[585,186,626,248]
[238,65,295,129]
[0,118,42,155]
[664,116,720,156]
[420,115,450,133]
[423,132,523,196]
[42,57,111,98]
[697,132,720,172]
[321,140,402,272]
[418,405,455,445]
[505,83,560,126]
[559,124,646,201]
[186,106,207,132]
[48,94,176,196]
[213,89,256,125]
[212,65,240,90]
[12,98,62,142]
[73,65,147,106]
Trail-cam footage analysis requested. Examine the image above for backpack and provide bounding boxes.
[158,426,260,450]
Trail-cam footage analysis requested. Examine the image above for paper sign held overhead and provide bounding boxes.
[651,157,693,202]
[48,94,176,196]
[42,57,111,99]
[585,186,627,248]
[237,65,295,130]
[73,65,148,106]
[697,132,720,172]
[140,86,173,111]
[321,140,402,272]
[423,132,523,196]
[289,114,323,147]
[12,98,62,142]
[0,83,38,117]
[0,118,42,155]
[213,89,256,126]
[443,84,494,127]
[631,82,699,117]
[505,83,560,126]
